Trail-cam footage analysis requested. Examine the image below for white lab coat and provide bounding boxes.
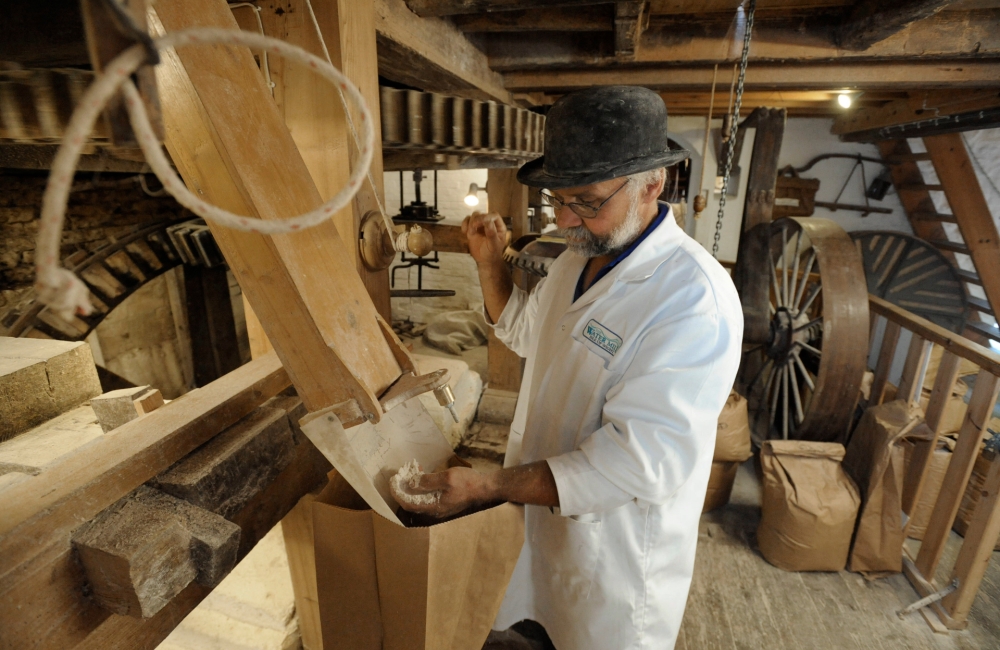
[490,208,744,650]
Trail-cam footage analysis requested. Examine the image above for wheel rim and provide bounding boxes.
[736,217,870,444]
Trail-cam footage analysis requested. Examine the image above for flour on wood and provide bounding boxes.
[391,459,441,506]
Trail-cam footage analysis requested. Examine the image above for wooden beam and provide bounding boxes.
[503,60,1000,92]
[151,0,404,416]
[834,90,1000,138]
[925,133,1000,320]
[0,354,290,649]
[868,295,1000,378]
[375,0,514,104]
[486,9,1000,70]
[259,0,392,321]
[405,0,609,16]
[184,265,241,387]
[451,5,612,32]
[615,2,647,59]
[740,107,786,233]
[836,0,954,51]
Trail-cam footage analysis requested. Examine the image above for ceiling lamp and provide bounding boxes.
[837,93,853,109]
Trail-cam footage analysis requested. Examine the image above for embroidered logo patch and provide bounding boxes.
[583,319,623,356]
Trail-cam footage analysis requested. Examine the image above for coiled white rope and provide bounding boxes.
[35,27,375,321]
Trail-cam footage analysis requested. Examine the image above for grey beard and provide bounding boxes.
[560,192,646,258]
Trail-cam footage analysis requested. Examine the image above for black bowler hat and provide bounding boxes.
[517,85,689,189]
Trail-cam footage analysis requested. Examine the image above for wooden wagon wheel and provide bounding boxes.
[735,217,869,444]
[849,230,967,335]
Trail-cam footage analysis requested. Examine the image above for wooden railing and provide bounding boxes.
[866,295,1000,631]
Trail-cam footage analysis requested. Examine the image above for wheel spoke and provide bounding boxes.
[798,282,822,317]
[792,350,815,391]
[793,317,823,334]
[788,360,805,425]
[770,365,784,428]
[788,231,803,313]
[792,250,816,311]
[748,357,774,390]
[781,225,789,307]
[797,341,822,357]
[770,253,783,307]
[782,364,790,440]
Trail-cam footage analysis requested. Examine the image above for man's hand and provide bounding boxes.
[394,466,493,518]
[392,461,560,518]
[462,211,508,267]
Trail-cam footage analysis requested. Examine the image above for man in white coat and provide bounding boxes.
[396,86,744,649]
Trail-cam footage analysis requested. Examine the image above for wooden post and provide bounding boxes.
[185,265,241,387]
[150,0,403,417]
[739,107,787,234]
[869,320,902,406]
[259,0,391,321]
[486,168,528,393]
[915,371,1000,578]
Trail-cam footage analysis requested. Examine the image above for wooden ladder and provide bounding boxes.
[878,135,1000,345]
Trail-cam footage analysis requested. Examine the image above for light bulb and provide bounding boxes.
[837,93,852,108]
[464,183,480,207]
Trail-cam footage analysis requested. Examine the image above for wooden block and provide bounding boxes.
[0,337,102,441]
[134,389,165,416]
[72,486,240,618]
[151,406,296,519]
[91,386,152,433]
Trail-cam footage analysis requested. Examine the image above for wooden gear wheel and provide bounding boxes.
[736,218,870,443]
[849,231,967,335]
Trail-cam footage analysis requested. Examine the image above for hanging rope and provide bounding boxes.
[711,0,757,259]
[34,27,375,322]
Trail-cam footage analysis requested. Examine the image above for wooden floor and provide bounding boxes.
[678,462,1000,650]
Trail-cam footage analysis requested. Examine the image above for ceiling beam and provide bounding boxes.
[485,9,1000,70]
[615,2,647,59]
[832,89,1000,137]
[504,60,1000,93]
[835,0,955,51]
[451,5,612,32]
[374,0,513,104]
[404,0,609,17]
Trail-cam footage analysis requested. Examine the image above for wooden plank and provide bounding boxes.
[150,0,403,416]
[0,338,102,442]
[870,320,902,407]
[451,5,611,32]
[925,133,1000,321]
[915,370,1000,579]
[738,107,786,253]
[896,334,931,406]
[902,350,961,517]
[375,0,514,104]
[184,265,241,386]
[405,0,608,16]
[833,90,1000,138]
[261,0,392,321]
[941,449,1000,627]
[281,493,325,650]
[835,0,953,51]
[503,60,1000,92]
[868,295,1000,378]
[486,168,528,393]
[0,354,290,649]
[614,1,646,59]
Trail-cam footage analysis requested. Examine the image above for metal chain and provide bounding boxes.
[712,0,757,259]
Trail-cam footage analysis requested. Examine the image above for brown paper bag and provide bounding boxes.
[715,390,752,462]
[313,474,525,650]
[757,440,860,572]
[703,461,739,512]
[843,400,925,575]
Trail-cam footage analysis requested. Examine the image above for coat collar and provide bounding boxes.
[563,203,684,312]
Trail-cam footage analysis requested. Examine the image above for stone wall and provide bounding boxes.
[0,170,195,311]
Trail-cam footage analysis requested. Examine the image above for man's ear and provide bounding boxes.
[644,173,666,203]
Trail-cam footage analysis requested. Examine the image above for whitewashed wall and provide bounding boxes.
[385,169,489,324]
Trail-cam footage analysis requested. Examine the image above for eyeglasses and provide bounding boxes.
[540,179,630,219]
